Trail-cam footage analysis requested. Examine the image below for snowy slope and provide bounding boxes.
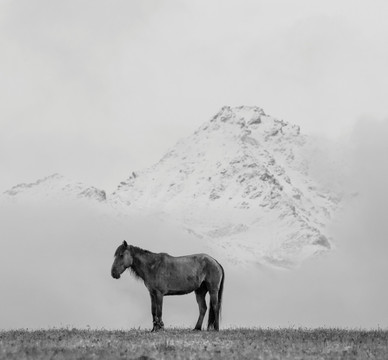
[3,173,107,203]
[111,106,342,267]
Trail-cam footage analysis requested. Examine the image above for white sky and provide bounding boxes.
[1,0,388,192]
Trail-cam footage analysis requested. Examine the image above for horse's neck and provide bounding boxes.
[131,250,154,280]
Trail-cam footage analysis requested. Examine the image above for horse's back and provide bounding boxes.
[158,252,223,291]
[161,252,209,271]
[166,253,221,270]
[166,253,223,283]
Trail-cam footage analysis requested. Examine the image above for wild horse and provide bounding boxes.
[111,241,225,331]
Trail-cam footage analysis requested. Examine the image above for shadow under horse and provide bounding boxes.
[111,241,225,331]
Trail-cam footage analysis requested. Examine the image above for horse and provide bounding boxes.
[111,240,225,332]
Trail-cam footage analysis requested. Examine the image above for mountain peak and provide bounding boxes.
[212,105,265,124]
[197,106,301,142]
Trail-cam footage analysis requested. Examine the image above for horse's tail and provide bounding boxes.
[218,263,225,321]
[207,262,225,330]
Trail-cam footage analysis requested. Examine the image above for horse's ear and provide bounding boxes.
[123,240,128,247]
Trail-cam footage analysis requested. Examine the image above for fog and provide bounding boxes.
[0,200,210,329]
[1,119,388,330]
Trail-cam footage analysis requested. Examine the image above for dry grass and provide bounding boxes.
[1,328,388,359]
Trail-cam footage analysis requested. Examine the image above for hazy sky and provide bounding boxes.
[1,0,388,192]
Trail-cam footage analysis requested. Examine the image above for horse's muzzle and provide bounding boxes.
[111,271,121,279]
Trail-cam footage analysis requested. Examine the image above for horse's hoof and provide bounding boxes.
[193,328,201,331]
[151,325,163,332]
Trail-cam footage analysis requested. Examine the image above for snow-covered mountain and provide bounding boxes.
[111,106,342,267]
[2,106,343,267]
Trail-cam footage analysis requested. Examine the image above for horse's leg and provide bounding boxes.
[155,292,164,330]
[193,287,207,331]
[150,292,158,332]
[150,291,164,331]
[208,290,219,331]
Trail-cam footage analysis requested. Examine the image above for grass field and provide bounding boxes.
[1,328,387,360]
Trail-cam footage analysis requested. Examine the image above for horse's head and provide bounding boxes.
[111,240,133,279]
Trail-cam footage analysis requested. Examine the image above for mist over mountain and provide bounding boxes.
[4,106,344,268]
[0,182,206,329]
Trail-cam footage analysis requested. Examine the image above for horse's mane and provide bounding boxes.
[129,245,153,256]
[129,246,155,280]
